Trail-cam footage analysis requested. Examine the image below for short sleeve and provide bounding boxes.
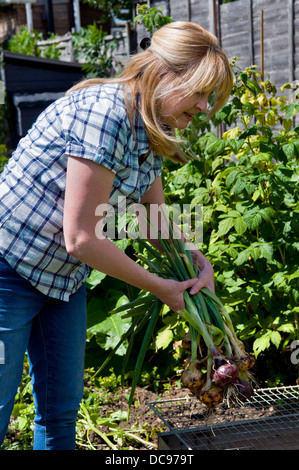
[62,101,130,174]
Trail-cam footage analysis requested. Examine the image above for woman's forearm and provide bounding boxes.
[66,234,163,296]
[66,233,198,312]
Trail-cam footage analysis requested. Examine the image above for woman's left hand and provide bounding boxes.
[188,249,215,295]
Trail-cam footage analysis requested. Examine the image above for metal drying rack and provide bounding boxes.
[147,385,299,450]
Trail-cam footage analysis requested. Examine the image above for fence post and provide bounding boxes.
[260,10,264,83]
[248,0,254,66]
[288,0,295,84]
[208,0,218,37]
[186,0,191,21]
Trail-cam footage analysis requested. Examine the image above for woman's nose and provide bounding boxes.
[196,96,208,113]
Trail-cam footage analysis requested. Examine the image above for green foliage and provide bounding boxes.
[6,26,42,56]
[134,3,173,34]
[5,23,120,78]
[163,64,299,384]
[77,368,156,450]
[87,289,131,355]
[0,145,8,171]
[41,33,62,60]
[72,22,120,77]
[6,27,61,60]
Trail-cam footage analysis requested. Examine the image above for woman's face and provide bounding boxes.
[160,90,210,129]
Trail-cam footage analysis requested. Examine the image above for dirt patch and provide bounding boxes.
[79,384,189,450]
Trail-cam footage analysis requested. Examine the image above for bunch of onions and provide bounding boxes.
[95,215,256,411]
[138,220,256,409]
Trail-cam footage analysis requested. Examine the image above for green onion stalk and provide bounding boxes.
[133,213,256,408]
[95,213,256,411]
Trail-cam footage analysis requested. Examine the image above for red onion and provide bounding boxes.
[235,378,253,400]
[212,361,239,388]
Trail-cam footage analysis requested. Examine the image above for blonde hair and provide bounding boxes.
[67,21,233,163]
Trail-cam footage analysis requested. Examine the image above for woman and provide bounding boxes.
[0,21,233,449]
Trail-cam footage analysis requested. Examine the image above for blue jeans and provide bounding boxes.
[0,256,87,450]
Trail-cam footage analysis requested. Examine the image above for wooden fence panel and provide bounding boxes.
[220,0,253,70]
[138,0,298,93]
[169,0,190,22]
[252,0,290,87]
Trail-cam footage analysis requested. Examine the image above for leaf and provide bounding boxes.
[269,331,282,349]
[212,156,223,172]
[281,103,296,120]
[259,207,275,222]
[206,139,228,156]
[253,331,271,356]
[243,209,263,230]
[227,138,244,154]
[215,217,235,237]
[272,272,286,288]
[85,270,106,289]
[233,249,250,266]
[277,323,295,334]
[88,294,131,355]
[282,143,295,160]
[234,242,271,265]
[155,325,173,350]
[239,125,258,139]
[108,409,129,422]
[259,242,274,261]
[234,216,247,235]
[190,188,210,206]
[231,177,248,195]
[226,169,241,187]
[94,312,131,355]
[240,72,248,83]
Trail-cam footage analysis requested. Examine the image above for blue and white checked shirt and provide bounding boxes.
[0,83,164,300]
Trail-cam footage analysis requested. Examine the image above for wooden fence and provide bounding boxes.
[135,0,299,93]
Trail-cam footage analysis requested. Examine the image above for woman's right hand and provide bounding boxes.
[153,277,198,313]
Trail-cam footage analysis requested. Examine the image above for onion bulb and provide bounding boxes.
[199,385,224,409]
[212,361,239,388]
[180,368,205,394]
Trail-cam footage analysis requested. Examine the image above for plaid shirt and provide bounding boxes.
[0,83,163,301]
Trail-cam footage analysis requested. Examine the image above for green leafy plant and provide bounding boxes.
[134,3,173,34]
[6,26,42,56]
[5,27,61,60]
[164,64,299,384]
[3,364,159,450]
[72,22,120,78]
[41,33,62,60]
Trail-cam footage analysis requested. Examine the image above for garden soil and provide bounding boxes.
[82,384,189,451]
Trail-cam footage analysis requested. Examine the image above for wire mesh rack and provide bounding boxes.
[147,385,299,450]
